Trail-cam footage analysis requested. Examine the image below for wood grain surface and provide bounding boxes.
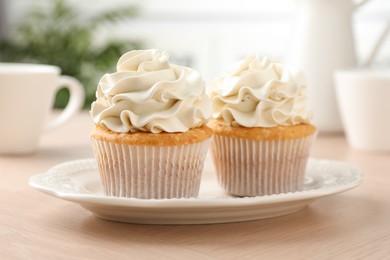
[1,112,389,259]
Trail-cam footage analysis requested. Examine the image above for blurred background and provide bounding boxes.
[0,0,389,109]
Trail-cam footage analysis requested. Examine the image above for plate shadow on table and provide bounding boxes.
[71,193,382,246]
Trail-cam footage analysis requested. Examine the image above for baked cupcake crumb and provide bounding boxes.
[91,125,213,146]
[209,119,316,141]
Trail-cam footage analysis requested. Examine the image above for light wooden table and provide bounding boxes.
[1,112,389,259]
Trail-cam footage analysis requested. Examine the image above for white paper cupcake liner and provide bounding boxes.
[211,134,315,197]
[90,138,211,199]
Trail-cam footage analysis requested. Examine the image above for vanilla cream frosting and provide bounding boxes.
[91,49,211,133]
[210,55,312,127]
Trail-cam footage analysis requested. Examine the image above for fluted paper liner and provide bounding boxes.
[90,138,211,199]
[211,134,315,196]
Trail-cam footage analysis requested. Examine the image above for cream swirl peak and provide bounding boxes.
[210,54,312,127]
[91,49,211,133]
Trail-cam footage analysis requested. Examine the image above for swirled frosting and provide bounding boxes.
[210,55,312,127]
[91,49,211,133]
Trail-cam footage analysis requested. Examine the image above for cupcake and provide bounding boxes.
[90,49,212,199]
[210,55,316,197]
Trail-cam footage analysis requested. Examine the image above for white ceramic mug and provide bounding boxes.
[334,69,390,151]
[0,63,85,155]
[288,0,389,133]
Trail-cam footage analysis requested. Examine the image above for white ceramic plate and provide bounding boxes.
[29,157,362,225]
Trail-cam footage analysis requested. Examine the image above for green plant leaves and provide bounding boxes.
[89,6,139,30]
[0,0,142,109]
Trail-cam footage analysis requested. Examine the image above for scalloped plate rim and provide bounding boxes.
[29,158,363,209]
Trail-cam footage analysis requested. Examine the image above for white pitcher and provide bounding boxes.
[288,0,389,133]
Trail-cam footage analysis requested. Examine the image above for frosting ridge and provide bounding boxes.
[211,55,312,127]
[91,49,211,133]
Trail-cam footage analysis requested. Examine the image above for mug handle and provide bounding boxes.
[354,0,371,10]
[44,76,85,131]
[353,0,389,67]
[362,21,390,67]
